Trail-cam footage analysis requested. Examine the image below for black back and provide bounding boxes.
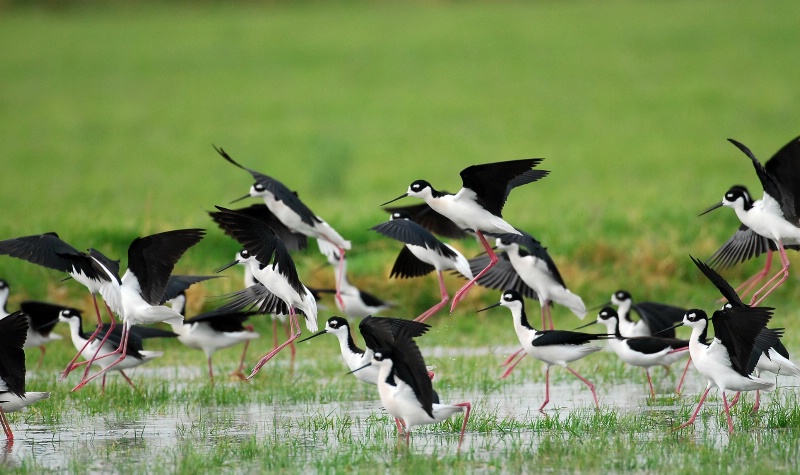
[19,301,63,335]
[383,202,469,240]
[377,328,435,419]
[531,330,605,347]
[711,305,774,377]
[370,215,457,259]
[358,316,430,352]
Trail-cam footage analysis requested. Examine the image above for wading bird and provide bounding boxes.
[371,211,472,322]
[702,136,800,305]
[479,290,602,410]
[382,159,549,312]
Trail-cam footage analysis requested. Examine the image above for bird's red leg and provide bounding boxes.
[450,231,498,313]
[675,357,692,394]
[750,244,790,306]
[567,366,599,408]
[675,385,710,430]
[248,309,301,379]
[538,366,551,412]
[415,271,449,323]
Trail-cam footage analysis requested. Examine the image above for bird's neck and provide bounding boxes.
[336,329,364,356]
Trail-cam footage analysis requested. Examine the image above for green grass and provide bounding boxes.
[2,0,800,473]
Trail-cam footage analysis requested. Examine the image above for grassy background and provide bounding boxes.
[2,1,800,472]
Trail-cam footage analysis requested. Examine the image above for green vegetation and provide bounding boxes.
[2,0,800,473]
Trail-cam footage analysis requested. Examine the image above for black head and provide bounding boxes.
[597,306,619,322]
[722,185,752,205]
[612,290,631,302]
[252,182,267,193]
[501,290,523,304]
[683,309,708,325]
[58,307,82,322]
[408,180,432,194]
[326,316,350,331]
[372,347,393,362]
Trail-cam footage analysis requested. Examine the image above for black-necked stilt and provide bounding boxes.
[370,212,473,322]
[471,229,586,330]
[605,290,687,339]
[691,255,799,411]
[0,233,123,380]
[350,324,471,449]
[215,146,350,308]
[58,307,170,392]
[478,290,602,410]
[672,306,777,433]
[72,228,205,391]
[0,311,50,441]
[209,203,308,252]
[12,301,64,369]
[382,159,549,312]
[299,315,431,386]
[318,253,393,319]
[701,136,800,306]
[166,298,260,383]
[579,307,689,399]
[213,206,317,378]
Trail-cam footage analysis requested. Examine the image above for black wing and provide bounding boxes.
[128,326,178,339]
[707,225,778,270]
[185,308,256,333]
[459,159,546,217]
[763,135,800,225]
[748,328,784,375]
[212,206,304,296]
[357,289,391,309]
[497,230,567,288]
[215,146,319,227]
[691,255,745,307]
[0,233,113,282]
[209,203,308,252]
[358,316,429,351]
[469,252,539,300]
[125,229,206,305]
[632,302,688,338]
[215,283,292,316]
[389,327,435,419]
[389,246,435,279]
[625,336,689,355]
[711,305,774,377]
[383,202,469,240]
[161,275,219,304]
[0,311,28,397]
[370,219,456,259]
[19,301,63,335]
[531,330,603,347]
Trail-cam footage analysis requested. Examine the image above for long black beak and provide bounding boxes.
[381,193,408,206]
[230,193,251,204]
[574,320,598,330]
[298,329,327,343]
[347,362,372,375]
[216,259,240,273]
[699,202,723,216]
[477,302,502,313]
[654,322,684,335]
[587,301,611,312]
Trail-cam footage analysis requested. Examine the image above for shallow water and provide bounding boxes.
[2,346,799,472]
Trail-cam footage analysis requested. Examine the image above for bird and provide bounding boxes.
[478,290,602,411]
[691,255,799,411]
[382,159,549,312]
[370,211,473,322]
[167,291,260,382]
[13,301,65,369]
[604,290,687,339]
[212,206,317,378]
[0,311,50,442]
[71,228,205,390]
[317,252,393,319]
[701,136,800,306]
[577,307,689,399]
[672,307,777,433]
[215,146,351,308]
[0,233,123,380]
[350,323,471,449]
[58,306,171,392]
[299,315,431,386]
[470,229,586,330]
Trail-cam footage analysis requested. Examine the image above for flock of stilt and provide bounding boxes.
[1,135,800,445]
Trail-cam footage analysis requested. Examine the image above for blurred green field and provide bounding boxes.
[2,1,800,471]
